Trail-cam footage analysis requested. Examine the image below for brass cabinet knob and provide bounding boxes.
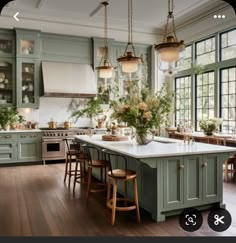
[202,162,207,167]
[179,165,184,170]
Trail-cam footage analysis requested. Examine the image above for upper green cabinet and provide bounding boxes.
[15,29,41,58]
[0,30,15,57]
[0,58,15,106]
[16,58,39,108]
[15,29,41,108]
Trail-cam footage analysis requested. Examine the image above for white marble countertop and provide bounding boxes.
[0,129,42,133]
[74,135,236,159]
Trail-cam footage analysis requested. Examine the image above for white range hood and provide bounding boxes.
[42,61,97,98]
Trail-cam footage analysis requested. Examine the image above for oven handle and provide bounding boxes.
[42,138,64,142]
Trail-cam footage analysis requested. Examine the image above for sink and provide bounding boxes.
[154,140,176,144]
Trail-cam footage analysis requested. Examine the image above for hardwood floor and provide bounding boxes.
[0,163,236,236]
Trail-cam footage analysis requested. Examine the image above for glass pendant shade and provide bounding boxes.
[95,1,113,80]
[98,66,113,79]
[155,0,185,73]
[117,0,142,75]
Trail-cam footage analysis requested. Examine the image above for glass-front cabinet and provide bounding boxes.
[15,29,40,58]
[0,30,15,57]
[17,59,39,108]
[0,58,15,106]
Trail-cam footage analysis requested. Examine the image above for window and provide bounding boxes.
[179,45,192,71]
[196,71,215,130]
[221,29,236,61]
[175,76,192,126]
[221,67,236,133]
[196,37,215,65]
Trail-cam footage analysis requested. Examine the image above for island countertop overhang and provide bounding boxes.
[74,135,236,159]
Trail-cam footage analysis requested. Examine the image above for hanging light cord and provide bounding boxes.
[103,1,108,61]
[163,0,178,42]
[123,0,136,56]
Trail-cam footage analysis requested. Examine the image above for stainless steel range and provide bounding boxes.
[41,128,86,165]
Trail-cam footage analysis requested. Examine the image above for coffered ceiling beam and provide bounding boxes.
[36,0,47,9]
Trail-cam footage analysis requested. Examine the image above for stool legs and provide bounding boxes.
[64,153,69,183]
[133,178,141,223]
[86,167,92,202]
[111,180,117,226]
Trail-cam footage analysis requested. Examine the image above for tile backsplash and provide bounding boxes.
[18,97,91,128]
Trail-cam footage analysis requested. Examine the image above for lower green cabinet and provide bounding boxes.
[163,154,221,211]
[0,132,42,164]
[0,133,17,163]
[17,133,41,162]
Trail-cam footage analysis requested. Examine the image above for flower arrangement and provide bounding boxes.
[111,82,174,144]
[199,117,222,135]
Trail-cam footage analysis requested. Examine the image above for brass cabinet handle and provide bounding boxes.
[179,165,184,170]
[30,135,37,138]
[202,162,207,168]
[4,135,12,138]
[20,135,27,138]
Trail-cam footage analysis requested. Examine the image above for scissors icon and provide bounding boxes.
[214,214,225,225]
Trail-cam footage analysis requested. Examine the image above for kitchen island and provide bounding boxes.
[74,134,236,222]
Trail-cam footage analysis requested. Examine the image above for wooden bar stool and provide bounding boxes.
[63,138,78,188]
[82,144,110,202]
[102,149,140,226]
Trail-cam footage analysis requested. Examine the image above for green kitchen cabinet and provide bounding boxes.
[0,132,42,164]
[163,154,222,211]
[17,133,42,162]
[0,30,15,58]
[16,58,40,108]
[0,57,15,106]
[0,133,17,163]
[15,29,41,58]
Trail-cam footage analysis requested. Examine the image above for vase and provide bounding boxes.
[135,129,152,145]
[204,131,213,136]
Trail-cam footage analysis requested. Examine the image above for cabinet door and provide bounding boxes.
[16,29,40,58]
[0,133,17,163]
[184,156,203,205]
[202,154,221,203]
[16,59,39,108]
[0,58,15,106]
[163,157,184,209]
[0,32,15,57]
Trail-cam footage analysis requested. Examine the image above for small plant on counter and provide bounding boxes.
[70,98,103,127]
[0,107,25,130]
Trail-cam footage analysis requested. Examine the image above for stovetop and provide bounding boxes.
[40,127,90,131]
[41,127,89,138]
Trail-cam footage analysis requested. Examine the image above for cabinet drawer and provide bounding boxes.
[18,133,41,140]
[0,142,14,150]
[0,133,16,141]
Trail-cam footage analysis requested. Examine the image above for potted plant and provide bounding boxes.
[71,98,103,128]
[199,117,222,136]
[0,107,25,130]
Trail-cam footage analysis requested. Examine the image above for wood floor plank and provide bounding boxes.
[0,163,236,236]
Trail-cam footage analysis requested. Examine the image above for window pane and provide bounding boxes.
[221,29,236,61]
[220,67,236,133]
[175,76,192,126]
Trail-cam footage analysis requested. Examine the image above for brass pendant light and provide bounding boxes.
[96,1,113,79]
[117,0,141,74]
[155,0,185,74]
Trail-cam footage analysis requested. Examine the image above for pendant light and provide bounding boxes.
[117,0,141,74]
[96,1,113,79]
[155,0,185,73]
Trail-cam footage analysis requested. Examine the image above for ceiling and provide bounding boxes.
[1,0,231,34]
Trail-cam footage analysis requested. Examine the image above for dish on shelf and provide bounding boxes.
[0,73,5,82]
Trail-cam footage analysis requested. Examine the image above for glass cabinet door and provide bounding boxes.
[0,39,13,55]
[20,40,35,56]
[17,59,39,108]
[0,59,14,105]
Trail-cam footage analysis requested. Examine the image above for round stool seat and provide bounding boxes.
[108,169,136,180]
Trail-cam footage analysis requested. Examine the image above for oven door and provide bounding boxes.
[42,138,65,160]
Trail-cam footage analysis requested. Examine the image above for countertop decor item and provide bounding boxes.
[199,117,222,136]
[102,135,128,141]
[111,82,174,145]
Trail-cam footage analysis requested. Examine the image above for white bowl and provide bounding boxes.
[0,99,7,104]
